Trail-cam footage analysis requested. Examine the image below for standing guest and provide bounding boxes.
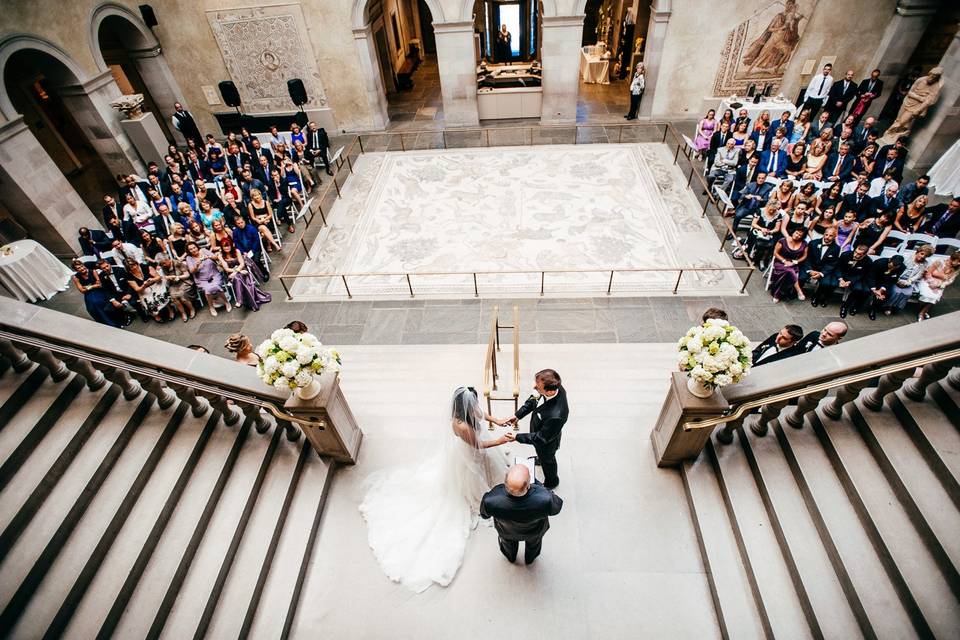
[225,333,261,366]
[825,69,858,124]
[219,239,272,311]
[693,110,716,161]
[158,255,196,322]
[184,241,232,316]
[835,244,873,317]
[624,64,644,120]
[305,121,334,176]
[501,369,569,490]
[898,175,929,207]
[917,251,960,321]
[921,197,960,238]
[886,245,933,314]
[802,227,840,305]
[770,228,809,303]
[171,102,204,149]
[480,465,563,566]
[849,70,883,125]
[802,63,834,119]
[867,255,905,320]
[72,259,124,328]
[794,322,849,352]
[752,324,805,366]
[894,195,928,233]
[125,258,173,322]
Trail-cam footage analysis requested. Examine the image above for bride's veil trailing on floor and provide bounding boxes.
[358,387,494,593]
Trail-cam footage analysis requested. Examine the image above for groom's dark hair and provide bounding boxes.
[535,369,561,391]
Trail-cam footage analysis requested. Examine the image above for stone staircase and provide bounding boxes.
[684,368,960,639]
[0,357,335,640]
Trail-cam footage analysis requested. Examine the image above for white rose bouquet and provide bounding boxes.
[677,319,752,389]
[255,328,342,392]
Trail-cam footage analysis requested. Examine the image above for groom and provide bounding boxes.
[480,464,564,564]
[503,369,568,489]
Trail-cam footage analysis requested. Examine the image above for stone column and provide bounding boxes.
[353,27,390,130]
[638,0,671,119]
[120,112,169,168]
[540,15,585,125]
[57,70,145,177]
[0,117,100,254]
[129,45,180,140]
[433,21,480,127]
[907,33,960,171]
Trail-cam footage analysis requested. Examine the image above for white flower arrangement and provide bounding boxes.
[255,328,342,392]
[677,319,752,389]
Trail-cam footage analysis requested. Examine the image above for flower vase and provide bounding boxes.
[686,377,715,399]
[296,377,323,401]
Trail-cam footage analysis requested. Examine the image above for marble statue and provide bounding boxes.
[109,94,145,119]
[880,67,943,145]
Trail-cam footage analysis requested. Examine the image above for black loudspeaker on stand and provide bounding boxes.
[287,79,309,127]
[139,4,158,28]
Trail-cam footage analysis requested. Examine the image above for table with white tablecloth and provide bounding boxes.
[717,97,798,123]
[929,137,960,196]
[0,239,74,302]
[580,46,610,84]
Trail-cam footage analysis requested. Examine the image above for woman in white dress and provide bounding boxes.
[360,387,512,593]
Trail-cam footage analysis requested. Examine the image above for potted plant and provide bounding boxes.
[677,319,752,398]
[255,328,342,400]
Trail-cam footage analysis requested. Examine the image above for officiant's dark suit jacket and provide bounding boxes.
[480,482,563,542]
[514,386,569,455]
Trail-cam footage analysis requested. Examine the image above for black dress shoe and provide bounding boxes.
[839,306,848,318]
[325,168,334,176]
[849,307,858,316]
[868,309,877,320]
[811,297,819,307]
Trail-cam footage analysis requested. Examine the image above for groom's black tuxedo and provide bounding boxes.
[480,482,563,564]
[514,386,569,488]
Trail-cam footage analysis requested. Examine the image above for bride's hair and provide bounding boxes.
[452,387,483,431]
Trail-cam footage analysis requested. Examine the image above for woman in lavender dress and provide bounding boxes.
[694,110,716,159]
[770,228,809,303]
[218,239,272,311]
[185,241,232,316]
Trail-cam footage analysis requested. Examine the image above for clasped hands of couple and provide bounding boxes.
[486,415,520,445]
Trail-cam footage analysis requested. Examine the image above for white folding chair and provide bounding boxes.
[765,176,782,189]
[878,229,908,258]
[903,233,938,252]
[681,134,696,158]
[934,237,960,258]
[294,197,313,225]
[713,186,735,215]
[328,146,345,170]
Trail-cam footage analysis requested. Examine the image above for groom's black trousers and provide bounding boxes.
[535,443,560,488]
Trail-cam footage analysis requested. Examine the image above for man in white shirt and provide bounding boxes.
[868,171,898,198]
[802,63,834,119]
[842,171,870,196]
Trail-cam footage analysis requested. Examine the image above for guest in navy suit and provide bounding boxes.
[824,143,855,183]
[871,147,904,183]
[825,69,858,125]
[759,139,788,179]
[749,124,773,152]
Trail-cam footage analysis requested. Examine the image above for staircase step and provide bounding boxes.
[60,410,220,640]
[0,367,47,433]
[0,363,38,408]
[109,418,249,640]
[852,398,960,594]
[777,410,917,639]
[208,436,307,639]
[4,399,181,639]
[708,434,813,638]
[681,451,766,640]
[930,377,960,432]
[0,370,64,462]
[890,389,960,509]
[814,406,959,638]
[739,420,865,639]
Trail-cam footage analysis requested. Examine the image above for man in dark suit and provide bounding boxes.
[921,198,960,238]
[870,184,900,218]
[825,69,858,125]
[734,108,751,132]
[96,259,138,325]
[835,244,874,317]
[480,464,563,565]
[239,169,266,206]
[151,203,183,240]
[186,150,209,183]
[773,111,794,139]
[101,194,124,226]
[794,321,848,353]
[872,147,905,183]
[749,124,772,152]
[306,121,334,176]
[503,369,569,490]
[824,143,855,183]
[898,175,929,207]
[878,138,909,167]
[751,324,804,366]
[249,138,275,171]
[732,171,772,231]
[852,116,878,152]
[806,111,832,142]
[759,139,788,179]
[837,182,872,221]
[226,143,251,180]
[170,102,204,149]
[803,227,841,305]
[850,70,883,125]
[731,155,760,202]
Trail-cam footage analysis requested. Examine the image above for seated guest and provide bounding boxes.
[752,324,804,366]
[239,168,266,205]
[102,194,124,226]
[158,256,196,323]
[184,241,232,316]
[771,179,796,210]
[707,138,740,193]
[72,259,125,328]
[170,182,197,214]
[807,111,832,142]
[781,202,812,239]
[186,150,208,183]
[802,140,828,180]
[852,117,878,150]
[733,171,772,231]
[807,205,837,241]
[194,181,223,211]
[249,137,275,171]
[225,143,251,180]
[96,258,141,323]
[106,237,144,266]
[835,210,860,253]
[731,121,750,147]
[197,199,225,231]
[749,122,772,152]
[794,322,849,352]
[186,219,212,251]
[104,215,138,246]
[917,251,960,321]
[207,147,228,183]
[868,169,898,199]
[746,201,782,270]
[281,159,308,211]
[886,245,934,314]
[733,109,751,132]
[123,192,155,234]
[219,239,272,312]
[820,182,844,212]
[707,121,733,169]
[871,147,904,182]
[168,222,189,260]
[842,171,869,196]
[254,154,272,185]
[753,110,771,132]
[802,227,841,306]
[769,126,790,154]
[824,142,855,183]
[785,140,807,178]
[774,110,794,138]
[208,218,233,253]
[920,197,960,238]
[249,187,282,249]
[152,202,182,240]
[139,229,168,266]
[855,142,879,177]
[789,182,820,215]
[856,211,894,255]
[867,255,906,320]
[759,138,788,179]
[894,195,928,233]
[898,175,929,207]
[232,215,265,268]
[837,181,872,222]
[77,227,111,261]
[730,155,760,203]
[869,183,900,218]
[220,191,247,229]
[267,169,294,234]
[789,110,812,147]
[835,244,874,317]
[877,138,909,176]
[124,258,173,323]
[770,228,809,303]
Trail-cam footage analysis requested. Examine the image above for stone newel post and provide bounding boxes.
[284,372,363,464]
[650,372,726,467]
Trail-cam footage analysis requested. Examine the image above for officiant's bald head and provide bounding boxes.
[505,465,531,497]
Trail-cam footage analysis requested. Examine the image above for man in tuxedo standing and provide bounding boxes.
[802,63,834,119]
[480,464,563,565]
[170,102,204,149]
[826,69,858,125]
[503,369,569,490]
[850,69,883,125]
[306,121,334,176]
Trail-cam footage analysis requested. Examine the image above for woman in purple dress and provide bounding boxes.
[770,228,809,303]
[185,241,232,316]
[694,110,716,160]
[218,239,272,311]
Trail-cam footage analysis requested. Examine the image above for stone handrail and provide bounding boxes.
[651,311,960,467]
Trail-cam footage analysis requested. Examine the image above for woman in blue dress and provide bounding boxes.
[72,259,124,327]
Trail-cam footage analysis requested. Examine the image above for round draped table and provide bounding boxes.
[929,137,960,196]
[580,47,610,84]
[0,239,75,302]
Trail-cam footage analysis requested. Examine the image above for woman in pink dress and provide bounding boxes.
[694,110,716,160]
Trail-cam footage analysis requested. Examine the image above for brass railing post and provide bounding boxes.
[299,238,311,260]
[485,129,490,147]
[346,154,353,174]
[400,134,406,152]
[333,176,342,198]
[341,275,352,299]
[607,270,614,295]
[740,268,754,293]
[672,269,683,294]
[540,272,545,296]
[279,277,292,300]
[358,136,364,153]
[687,166,695,186]
[662,124,668,142]
[316,200,327,226]
[473,273,479,297]
[618,127,623,144]
[442,130,447,149]
[406,273,414,297]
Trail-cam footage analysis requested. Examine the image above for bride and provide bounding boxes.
[359,386,512,592]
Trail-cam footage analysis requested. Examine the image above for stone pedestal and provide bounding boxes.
[120,112,168,168]
[651,372,727,467]
[434,21,480,127]
[540,15,585,125]
[284,372,363,464]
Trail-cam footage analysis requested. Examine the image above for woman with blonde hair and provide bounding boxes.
[894,194,928,233]
[248,188,281,251]
[803,140,827,180]
[917,251,960,321]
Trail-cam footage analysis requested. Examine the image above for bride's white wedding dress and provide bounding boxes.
[360,392,511,593]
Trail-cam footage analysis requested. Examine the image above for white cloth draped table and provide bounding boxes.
[717,97,798,124]
[580,47,610,84]
[0,239,74,302]
[929,137,960,196]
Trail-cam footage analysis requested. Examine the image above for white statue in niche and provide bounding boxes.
[110,94,146,119]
